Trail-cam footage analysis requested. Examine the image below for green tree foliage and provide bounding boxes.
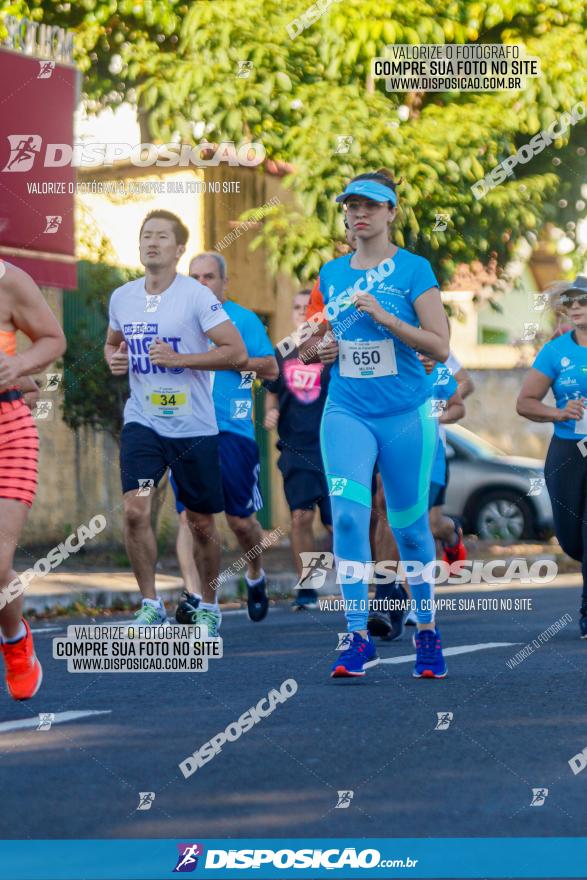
[150,0,587,283]
[62,260,138,439]
[4,1,586,282]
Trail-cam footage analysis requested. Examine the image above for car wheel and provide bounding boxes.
[470,489,535,541]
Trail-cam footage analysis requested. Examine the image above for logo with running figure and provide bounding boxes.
[527,477,545,497]
[297,552,334,590]
[37,60,55,79]
[530,788,548,806]
[335,790,354,809]
[44,215,62,234]
[36,713,55,731]
[434,366,451,386]
[136,792,155,811]
[238,371,256,389]
[231,399,252,419]
[329,477,348,496]
[2,135,42,172]
[429,398,448,418]
[435,712,453,731]
[433,213,450,232]
[173,843,204,872]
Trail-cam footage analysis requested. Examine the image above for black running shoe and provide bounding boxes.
[367,584,407,642]
[580,610,587,639]
[247,577,269,622]
[175,590,201,624]
[292,588,318,610]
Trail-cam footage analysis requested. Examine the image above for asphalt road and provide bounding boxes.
[1,581,586,855]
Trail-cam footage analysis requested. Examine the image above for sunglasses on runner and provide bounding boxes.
[560,294,587,307]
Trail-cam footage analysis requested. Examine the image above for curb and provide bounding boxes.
[23,572,297,614]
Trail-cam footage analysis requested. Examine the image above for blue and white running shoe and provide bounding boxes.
[413,628,447,678]
[331,632,379,678]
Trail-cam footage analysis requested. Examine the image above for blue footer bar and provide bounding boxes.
[1,838,586,879]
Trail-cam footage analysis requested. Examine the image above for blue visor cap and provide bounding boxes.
[335,179,397,206]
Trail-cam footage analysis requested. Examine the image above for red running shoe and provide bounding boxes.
[1,619,43,700]
[443,522,467,565]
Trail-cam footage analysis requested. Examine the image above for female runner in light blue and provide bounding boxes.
[310,170,449,679]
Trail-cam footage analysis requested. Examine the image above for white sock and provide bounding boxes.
[143,597,164,609]
[0,621,27,644]
[245,569,265,587]
[200,602,220,614]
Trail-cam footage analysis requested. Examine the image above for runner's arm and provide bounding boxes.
[355,287,449,362]
[246,355,279,381]
[170,319,247,371]
[454,366,474,399]
[517,368,580,422]
[104,326,124,359]
[440,388,465,425]
[18,375,40,408]
[7,266,66,376]
[263,390,280,430]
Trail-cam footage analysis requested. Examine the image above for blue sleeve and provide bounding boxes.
[244,312,275,358]
[445,374,458,399]
[533,343,556,380]
[432,368,458,400]
[410,256,439,303]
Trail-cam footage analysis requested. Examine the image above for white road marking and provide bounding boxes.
[0,710,112,734]
[30,626,63,634]
[380,642,521,665]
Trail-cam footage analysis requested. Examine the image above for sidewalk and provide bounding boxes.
[19,539,582,617]
[18,543,300,615]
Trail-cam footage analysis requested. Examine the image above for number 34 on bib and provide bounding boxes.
[339,339,397,379]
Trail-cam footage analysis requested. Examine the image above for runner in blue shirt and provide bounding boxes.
[170,252,278,623]
[517,275,587,638]
[304,169,450,679]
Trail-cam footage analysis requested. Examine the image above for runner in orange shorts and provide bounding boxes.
[0,260,66,700]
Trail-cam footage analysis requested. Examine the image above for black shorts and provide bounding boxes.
[429,481,447,509]
[278,450,332,526]
[120,422,224,515]
[429,460,449,510]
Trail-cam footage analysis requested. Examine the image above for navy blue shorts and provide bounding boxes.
[429,481,447,509]
[172,431,262,519]
[278,450,332,526]
[120,422,223,515]
[429,460,449,510]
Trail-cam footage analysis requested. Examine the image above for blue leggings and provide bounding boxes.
[320,401,438,631]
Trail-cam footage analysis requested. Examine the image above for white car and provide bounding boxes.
[444,425,554,541]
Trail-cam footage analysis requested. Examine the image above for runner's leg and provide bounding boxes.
[225,513,264,580]
[122,490,157,599]
[0,500,32,637]
[185,511,221,605]
[544,436,587,629]
[291,508,317,577]
[176,510,202,597]
[375,404,446,677]
[219,431,268,621]
[320,405,378,635]
[119,423,168,609]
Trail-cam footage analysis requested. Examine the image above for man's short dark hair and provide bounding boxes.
[139,210,189,246]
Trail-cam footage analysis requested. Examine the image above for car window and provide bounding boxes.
[446,426,505,460]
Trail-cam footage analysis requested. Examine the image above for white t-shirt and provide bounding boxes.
[446,352,461,375]
[109,274,229,437]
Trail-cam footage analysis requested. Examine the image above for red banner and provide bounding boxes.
[0,49,78,289]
